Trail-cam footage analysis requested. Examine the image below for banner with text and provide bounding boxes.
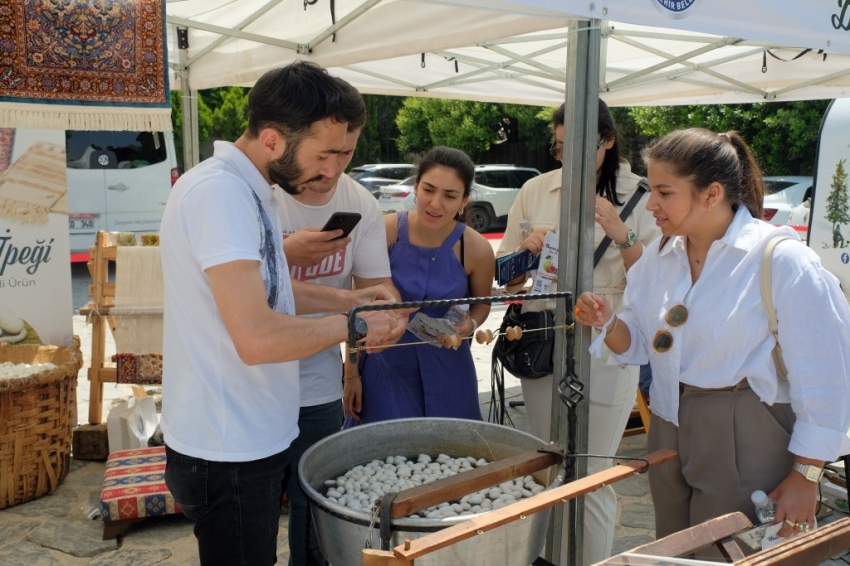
[0,128,73,347]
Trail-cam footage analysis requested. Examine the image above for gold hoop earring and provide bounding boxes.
[709,203,715,212]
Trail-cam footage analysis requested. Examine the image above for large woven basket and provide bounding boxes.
[0,339,82,509]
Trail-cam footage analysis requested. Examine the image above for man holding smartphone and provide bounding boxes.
[276,77,399,566]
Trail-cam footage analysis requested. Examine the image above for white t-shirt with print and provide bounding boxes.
[276,174,391,406]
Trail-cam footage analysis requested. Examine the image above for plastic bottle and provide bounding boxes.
[445,304,470,328]
[751,490,777,523]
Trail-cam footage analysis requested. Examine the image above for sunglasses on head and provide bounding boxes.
[652,304,689,353]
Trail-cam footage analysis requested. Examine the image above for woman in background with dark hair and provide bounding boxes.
[497,99,660,565]
[575,128,850,545]
[344,146,495,425]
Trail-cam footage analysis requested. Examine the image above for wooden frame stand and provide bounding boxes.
[79,231,118,425]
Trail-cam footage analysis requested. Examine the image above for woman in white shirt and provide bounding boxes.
[575,127,850,543]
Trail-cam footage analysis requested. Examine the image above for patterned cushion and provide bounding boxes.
[101,446,180,521]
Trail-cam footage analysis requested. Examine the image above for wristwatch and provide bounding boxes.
[614,228,637,250]
[353,316,368,342]
[791,462,824,483]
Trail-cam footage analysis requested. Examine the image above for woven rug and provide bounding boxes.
[0,0,171,131]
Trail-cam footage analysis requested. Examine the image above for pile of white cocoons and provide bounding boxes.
[0,361,57,381]
[323,453,546,518]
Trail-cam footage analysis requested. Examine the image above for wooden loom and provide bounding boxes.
[79,231,162,425]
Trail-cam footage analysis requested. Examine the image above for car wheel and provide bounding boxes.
[466,206,492,233]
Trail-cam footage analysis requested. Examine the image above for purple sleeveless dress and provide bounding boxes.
[345,211,482,426]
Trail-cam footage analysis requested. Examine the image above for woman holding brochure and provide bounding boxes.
[343,146,495,426]
[497,100,660,565]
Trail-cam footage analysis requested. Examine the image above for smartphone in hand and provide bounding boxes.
[321,212,361,240]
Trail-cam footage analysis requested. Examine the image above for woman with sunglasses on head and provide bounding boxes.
[575,128,850,546]
[497,99,660,565]
[343,146,495,426]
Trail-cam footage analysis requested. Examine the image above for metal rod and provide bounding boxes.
[345,291,572,363]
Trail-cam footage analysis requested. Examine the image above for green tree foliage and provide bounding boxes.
[627,101,829,175]
[170,90,214,171]
[351,95,405,167]
[211,86,251,142]
[395,98,549,160]
[826,159,850,240]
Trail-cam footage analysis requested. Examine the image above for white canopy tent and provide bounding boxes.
[166,1,850,107]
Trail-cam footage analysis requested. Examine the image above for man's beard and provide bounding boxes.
[267,139,322,195]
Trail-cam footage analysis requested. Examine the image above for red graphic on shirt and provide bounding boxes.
[290,248,348,281]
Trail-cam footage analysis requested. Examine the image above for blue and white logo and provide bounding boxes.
[651,0,702,20]
[841,252,849,265]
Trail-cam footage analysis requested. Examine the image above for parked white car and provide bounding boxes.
[762,175,813,227]
[378,176,416,214]
[66,130,180,255]
[786,197,811,241]
[378,165,541,233]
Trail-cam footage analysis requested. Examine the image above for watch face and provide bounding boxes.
[354,316,368,340]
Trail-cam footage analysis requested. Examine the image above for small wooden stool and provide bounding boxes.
[100,446,181,539]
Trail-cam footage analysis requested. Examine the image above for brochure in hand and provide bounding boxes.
[495,249,540,286]
[407,312,457,347]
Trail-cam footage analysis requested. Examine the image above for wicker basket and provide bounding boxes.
[0,339,82,509]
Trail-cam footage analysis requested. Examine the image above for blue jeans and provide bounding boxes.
[284,400,343,566]
[165,445,290,566]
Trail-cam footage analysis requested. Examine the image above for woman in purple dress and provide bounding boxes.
[344,147,495,425]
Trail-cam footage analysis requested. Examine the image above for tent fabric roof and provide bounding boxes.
[165,0,850,106]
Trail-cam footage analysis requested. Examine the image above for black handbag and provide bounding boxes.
[491,303,555,380]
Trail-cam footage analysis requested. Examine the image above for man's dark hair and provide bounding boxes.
[246,61,367,138]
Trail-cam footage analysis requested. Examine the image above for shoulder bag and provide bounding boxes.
[492,179,649,380]
[761,235,794,380]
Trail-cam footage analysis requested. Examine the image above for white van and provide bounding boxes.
[65,130,179,256]
[806,98,850,292]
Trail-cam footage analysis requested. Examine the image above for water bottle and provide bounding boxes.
[751,490,777,523]
[444,304,470,329]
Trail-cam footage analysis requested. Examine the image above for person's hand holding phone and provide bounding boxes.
[282,213,361,267]
[282,228,351,268]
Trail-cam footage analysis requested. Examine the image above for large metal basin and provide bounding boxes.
[299,418,563,565]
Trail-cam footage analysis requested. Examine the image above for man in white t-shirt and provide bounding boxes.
[160,62,410,566]
[277,118,397,565]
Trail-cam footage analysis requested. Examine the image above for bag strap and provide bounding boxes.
[761,235,794,380]
[593,178,648,268]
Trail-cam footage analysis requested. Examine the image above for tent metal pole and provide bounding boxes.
[546,17,600,566]
[177,26,199,171]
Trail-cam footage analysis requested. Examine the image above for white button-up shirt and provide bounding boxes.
[614,206,850,461]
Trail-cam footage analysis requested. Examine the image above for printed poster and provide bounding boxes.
[0,127,73,347]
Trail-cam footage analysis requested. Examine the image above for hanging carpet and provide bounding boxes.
[0,0,170,131]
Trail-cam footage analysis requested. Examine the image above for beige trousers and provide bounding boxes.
[647,381,795,539]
